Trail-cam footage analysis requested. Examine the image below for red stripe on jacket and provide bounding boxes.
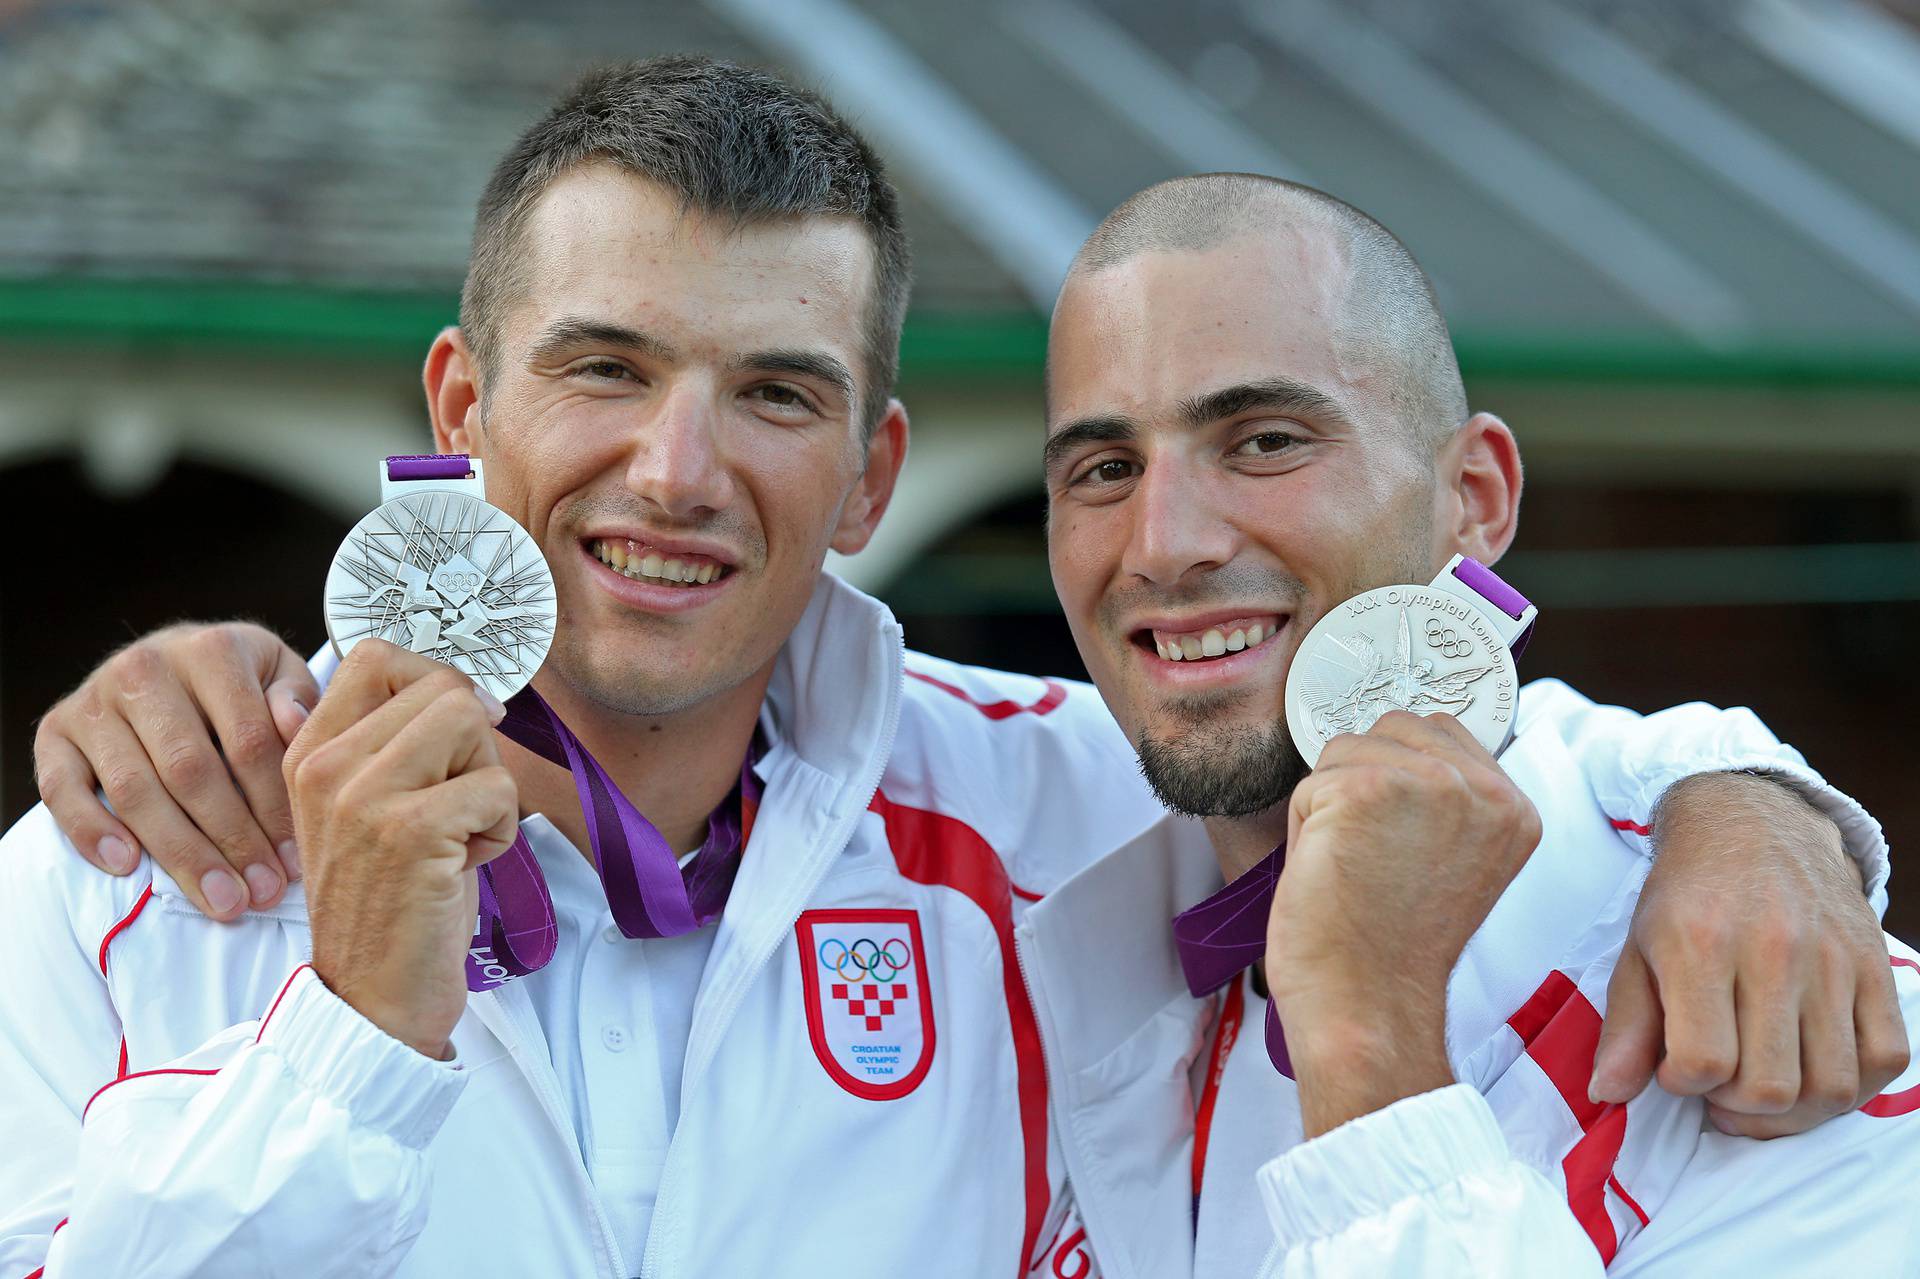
[870,790,1049,1279]
[96,884,155,1080]
[1865,957,1920,1118]
[1508,970,1632,1262]
[906,669,1068,721]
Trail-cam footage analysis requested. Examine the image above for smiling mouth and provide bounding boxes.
[589,538,732,587]
[1136,615,1286,663]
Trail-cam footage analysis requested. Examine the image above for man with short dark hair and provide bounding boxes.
[2,75,1902,1279]
[1027,172,1920,1275]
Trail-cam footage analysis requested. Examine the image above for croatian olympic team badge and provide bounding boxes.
[795,909,935,1101]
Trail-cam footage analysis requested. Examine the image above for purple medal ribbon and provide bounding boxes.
[1172,846,1293,1078]
[374,457,758,992]
[464,688,759,991]
[1169,556,1533,1076]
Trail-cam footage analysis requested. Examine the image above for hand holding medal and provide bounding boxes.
[311,456,755,1061]
[1273,558,1543,1128]
[1175,557,1542,1093]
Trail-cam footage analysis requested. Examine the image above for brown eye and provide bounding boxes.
[1095,459,1133,482]
[1236,432,1297,456]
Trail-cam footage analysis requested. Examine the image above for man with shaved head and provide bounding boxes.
[1021,173,1920,1275]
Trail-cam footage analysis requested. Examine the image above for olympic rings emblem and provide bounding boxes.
[819,936,914,982]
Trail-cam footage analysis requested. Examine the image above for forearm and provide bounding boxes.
[1258,1085,1605,1279]
[1288,1000,1454,1140]
[1531,680,1888,910]
[13,968,464,1279]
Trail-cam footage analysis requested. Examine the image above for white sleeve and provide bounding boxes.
[0,822,467,1278]
[1253,1083,1604,1278]
[1607,936,1920,1275]
[1522,678,1890,915]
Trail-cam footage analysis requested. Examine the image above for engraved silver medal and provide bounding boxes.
[1284,555,1534,767]
[324,458,557,702]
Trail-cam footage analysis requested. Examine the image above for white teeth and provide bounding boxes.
[1246,624,1264,646]
[1201,629,1226,657]
[1179,635,1202,660]
[1155,639,1169,660]
[1226,629,1246,652]
[596,541,724,586]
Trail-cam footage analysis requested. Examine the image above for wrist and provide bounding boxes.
[1274,978,1454,1139]
[324,982,453,1061]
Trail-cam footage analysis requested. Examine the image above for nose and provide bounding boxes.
[623,386,735,520]
[1121,452,1238,588]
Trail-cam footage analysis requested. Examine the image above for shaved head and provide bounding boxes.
[1062,173,1468,448]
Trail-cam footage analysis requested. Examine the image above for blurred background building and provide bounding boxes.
[1,0,1916,935]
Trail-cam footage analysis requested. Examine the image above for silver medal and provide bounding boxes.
[324,477,557,702]
[1285,566,1524,767]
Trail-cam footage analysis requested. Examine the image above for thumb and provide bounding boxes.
[1591,944,1663,1105]
[262,643,321,747]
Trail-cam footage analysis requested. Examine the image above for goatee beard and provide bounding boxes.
[1135,711,1310,818]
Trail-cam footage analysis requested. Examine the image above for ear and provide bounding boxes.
[1435,411,1522,566]
[423,326,484,454]
[829,400,910,556]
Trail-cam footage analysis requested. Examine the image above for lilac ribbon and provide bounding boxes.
[464,686,758,991]
[1173,846,1292,1078]
[1451,557,1536,657]
[386,454,476,481]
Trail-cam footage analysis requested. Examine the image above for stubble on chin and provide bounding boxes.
[1134,696,1309,819]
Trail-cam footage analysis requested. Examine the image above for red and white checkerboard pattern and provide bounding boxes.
[830,982,909,1032]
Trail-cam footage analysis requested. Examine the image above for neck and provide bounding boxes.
[1202,805,1290,883]
[504,661,775,862]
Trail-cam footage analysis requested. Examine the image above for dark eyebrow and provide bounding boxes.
[1176,377,1350,431]
[1042,414,1137,477]
[524,318,677,367]
[730,349,857,407]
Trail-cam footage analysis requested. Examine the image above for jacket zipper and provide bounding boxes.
[483,990,629,1277]
[638,621,907,1278]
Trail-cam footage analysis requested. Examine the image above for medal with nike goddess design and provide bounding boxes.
[1284,554,1537,766]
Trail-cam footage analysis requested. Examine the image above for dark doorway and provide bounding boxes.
[0,457,338,824]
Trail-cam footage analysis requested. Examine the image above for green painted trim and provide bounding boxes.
[1,277,1918,387]
[883,542,1920,614]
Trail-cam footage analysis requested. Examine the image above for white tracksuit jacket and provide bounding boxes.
[1018,679,1916,1279]
[0,575,1895,1278]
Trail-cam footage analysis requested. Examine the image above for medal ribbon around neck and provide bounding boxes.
[467,692,759,992]
[328,454,757,993]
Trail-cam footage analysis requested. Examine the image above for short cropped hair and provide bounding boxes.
[460,56,912,435]
[1069,173,1468,447]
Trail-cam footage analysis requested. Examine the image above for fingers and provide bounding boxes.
[1652,927,1740,1097]
[1855,959,1912,1105]
[292,642,502,772]
[262,639,320,746]
[118,655,286,911]
[176,627,307,881]
[418,767,521,869]
[74,706,252,921]
[370,684,506,794]
[32,728,140,876]
[1591,945,1662,1105]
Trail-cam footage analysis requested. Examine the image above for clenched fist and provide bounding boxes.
[1265,710,1541,1137]
[284,641,520,1059]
